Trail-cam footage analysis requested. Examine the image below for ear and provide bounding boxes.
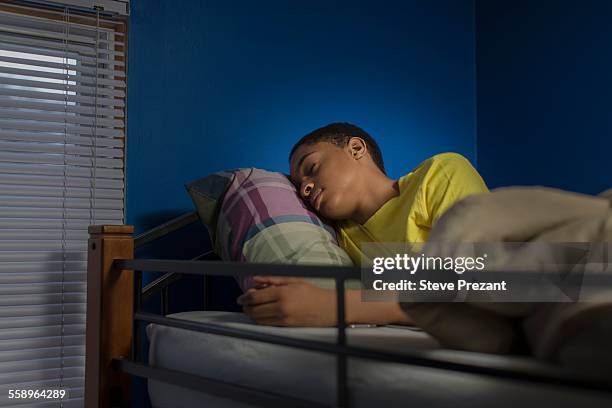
[347,137,367,160]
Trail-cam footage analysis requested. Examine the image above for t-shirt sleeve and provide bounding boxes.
[420,153,489,228]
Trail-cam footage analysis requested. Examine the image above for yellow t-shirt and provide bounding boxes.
[336,152,489,264]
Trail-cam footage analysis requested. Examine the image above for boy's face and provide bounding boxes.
[289,140,364,220]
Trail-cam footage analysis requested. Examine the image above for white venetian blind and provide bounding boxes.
[0,2,126,407]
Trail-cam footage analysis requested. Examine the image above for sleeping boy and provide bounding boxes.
[237,122,489,326]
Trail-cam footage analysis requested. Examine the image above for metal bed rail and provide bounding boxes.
[134,211,199,248]
[115,258,612,408]
[87,213,612,407]
[133,211,217,314]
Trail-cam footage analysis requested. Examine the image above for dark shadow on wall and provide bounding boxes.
[475,0,612,195]
[133,210,242,314]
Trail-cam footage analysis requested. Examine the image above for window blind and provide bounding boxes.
[0,2,126,407]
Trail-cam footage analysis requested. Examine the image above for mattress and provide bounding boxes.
[146,311,611,408]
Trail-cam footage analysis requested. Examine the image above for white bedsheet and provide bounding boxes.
[146,311,611,408]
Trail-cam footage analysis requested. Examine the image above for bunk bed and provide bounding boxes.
[83,212,612,408]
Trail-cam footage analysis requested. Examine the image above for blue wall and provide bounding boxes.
[127,0,478,235]
[476,0,612,195]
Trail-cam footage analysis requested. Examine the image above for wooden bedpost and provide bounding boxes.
[85,225,135,408]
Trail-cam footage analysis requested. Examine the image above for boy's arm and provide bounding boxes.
[345,289,413,325]
[238,277,413,327]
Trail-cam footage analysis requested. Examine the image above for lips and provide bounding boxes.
[310,189,323,210]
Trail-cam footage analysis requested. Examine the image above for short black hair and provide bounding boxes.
[289,122,385,174]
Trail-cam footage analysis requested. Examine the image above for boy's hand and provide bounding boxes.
[237,276,337,327]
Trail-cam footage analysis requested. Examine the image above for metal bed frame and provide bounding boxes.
[85,211,612,408]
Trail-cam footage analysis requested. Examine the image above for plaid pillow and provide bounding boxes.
[185,170,235,243]
[187,168,354,291]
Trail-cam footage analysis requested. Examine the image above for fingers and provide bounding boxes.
[243,302,280,320]
[244,304,295,327]
[253,275,303,286]
[237,285,280,306]
[241,293,286,326]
